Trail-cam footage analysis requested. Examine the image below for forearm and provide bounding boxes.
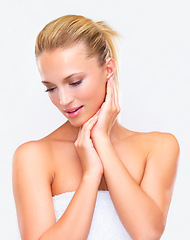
[94,137,164,240]
[40,174,100,240]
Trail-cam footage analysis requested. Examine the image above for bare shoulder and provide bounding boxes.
[146,131,179,145]
[13,121,74,174]
[137,131,180,186]
[12,140,57,239]
[144,131,180,158]
[14,140,47,156]
[126,130,180,155]
[13,140,51,163]
[137,131,180,219]
[13,139,54,184]
[13,123,64,165]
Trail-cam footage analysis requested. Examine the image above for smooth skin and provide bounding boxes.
[13,44,180,240]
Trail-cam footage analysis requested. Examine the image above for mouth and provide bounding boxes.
[65,105,84,118]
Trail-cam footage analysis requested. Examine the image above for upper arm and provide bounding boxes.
[12,141,56,240]
[140,133,180,222]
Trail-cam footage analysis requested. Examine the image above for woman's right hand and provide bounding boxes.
[74,115,104,181]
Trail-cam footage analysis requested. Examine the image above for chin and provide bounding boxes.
[67,117,87,128]
[69,121,83,128]
[63,105,101,128]
[68,113,96,128]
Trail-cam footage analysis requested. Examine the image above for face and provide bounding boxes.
[37,44,108,127]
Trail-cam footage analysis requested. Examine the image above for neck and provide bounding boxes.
[63,118,123,143]
[109,119,124,143]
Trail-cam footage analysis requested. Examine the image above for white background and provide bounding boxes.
[0,0,189,239]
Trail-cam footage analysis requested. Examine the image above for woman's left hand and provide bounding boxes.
[91,77,120,140]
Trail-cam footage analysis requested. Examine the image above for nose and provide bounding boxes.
[59,88,73,107]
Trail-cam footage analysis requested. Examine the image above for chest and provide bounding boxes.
[51,140,148,196]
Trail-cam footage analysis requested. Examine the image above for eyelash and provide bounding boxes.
[45,87,56,93]
[45,80,82,93]
[69,80,83,86]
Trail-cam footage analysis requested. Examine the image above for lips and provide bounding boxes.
[65,106,83,113]
[64,105,84,118]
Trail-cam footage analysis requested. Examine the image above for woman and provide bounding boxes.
[13,15,179,240]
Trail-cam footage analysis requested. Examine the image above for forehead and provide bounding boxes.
[39,44,85,62]
[37,44,102,81]
[37,43,100,68]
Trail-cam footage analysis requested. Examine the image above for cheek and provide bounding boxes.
[82,79,106,106]
[48,93,60,107]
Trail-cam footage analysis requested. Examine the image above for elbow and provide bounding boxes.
[134,222,165,240]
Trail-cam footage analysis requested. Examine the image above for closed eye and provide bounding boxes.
[45,87,56,93]
[45,79,82,92]
[69,80,82,86]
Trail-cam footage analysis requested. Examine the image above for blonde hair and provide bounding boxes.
[35,15,119,85]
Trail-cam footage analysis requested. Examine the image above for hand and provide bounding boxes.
[91,77,120,140]
[74,115,104,180]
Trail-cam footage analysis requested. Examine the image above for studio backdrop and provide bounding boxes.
[0,0,189,239]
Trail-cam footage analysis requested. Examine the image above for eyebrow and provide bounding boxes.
[41,72,84,84]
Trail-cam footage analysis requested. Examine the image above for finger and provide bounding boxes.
[113,80,119,109]
[95,109,101,118]
[113,79,119,106]
[76,116,97,146]
[107,77,116,109]
[75,126,82,146]
[82,115,98,138]
[112,79,116,107]
[82,114,96,128]
[86,115,98,131]
[105,78,113,105]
